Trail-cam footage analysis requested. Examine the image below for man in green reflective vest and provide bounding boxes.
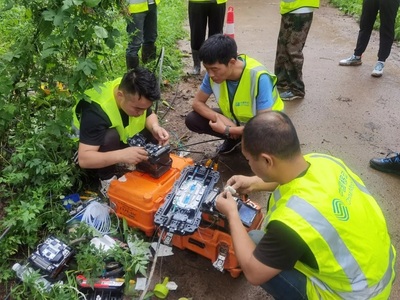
[73,68,169,197]
[216,111,395,299]
[185,34,284,155]
[125,0,161,70]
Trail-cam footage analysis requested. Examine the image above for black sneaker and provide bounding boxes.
[217,139,241,155]
[369,152,400,175]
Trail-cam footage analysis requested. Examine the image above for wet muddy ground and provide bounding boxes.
[149,0,400,299]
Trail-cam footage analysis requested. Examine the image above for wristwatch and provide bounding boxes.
[224,126,230,137]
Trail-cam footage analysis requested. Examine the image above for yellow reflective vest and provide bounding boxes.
[280,0,320,15]
[128,0,161,14]
[73,78,147,143]
[189,0,227,3]
[263,153,395,299]
[210,55,284,125]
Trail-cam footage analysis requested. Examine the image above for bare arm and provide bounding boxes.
[219,109,271,139]
[77,142,148,169]
[216,192,282,285]
[223,108,270,137]
[227,175,278,194]
[192,89,237,126]
[193,90,242,139]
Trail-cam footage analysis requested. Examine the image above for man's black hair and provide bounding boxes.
[199,34,237,65]
[243,111,301,159]
[119,67,160,102]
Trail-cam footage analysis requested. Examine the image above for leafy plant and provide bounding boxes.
[0,0,187,296]
[328,0,400,40]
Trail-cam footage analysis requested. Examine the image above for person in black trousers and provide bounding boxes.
[188,0,227,75]
[339,0,400,77]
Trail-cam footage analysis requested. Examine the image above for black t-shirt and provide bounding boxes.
[77,100,152,146]
[253,220,318,270]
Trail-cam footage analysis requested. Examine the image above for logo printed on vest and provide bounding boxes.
[332,199,349,221]
[234,101,250,107]
[338,171,347,196]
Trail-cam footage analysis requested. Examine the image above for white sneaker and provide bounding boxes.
[99,175,117,198]
[339,54,362,66]
[371,61,384,77]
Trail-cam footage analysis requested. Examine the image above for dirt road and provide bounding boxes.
[149,0,400,299]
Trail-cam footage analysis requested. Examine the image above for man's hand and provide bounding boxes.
[215,191,238,219]
[227,175,279,193]
[151,125,170,146]
[227,175,258,194]
[122,146,149,165]
[209,113,239,138]
[209,113,227,135]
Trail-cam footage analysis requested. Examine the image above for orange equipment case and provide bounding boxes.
[169,208,264,278]
[108,154,193,237]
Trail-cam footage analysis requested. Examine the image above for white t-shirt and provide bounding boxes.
[290,7,315,14]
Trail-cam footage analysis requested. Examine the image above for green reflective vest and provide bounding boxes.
[264,153,395,299]
[280,0,320,15]
[128,0,161,14]
[210,55,284,125]
[73,78,147,143]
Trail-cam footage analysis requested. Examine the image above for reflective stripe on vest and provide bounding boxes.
[211,55,284,124]
[280,0,319,14]
[263,153,395,299]
[287,197,395,299]
[128,0,160,14]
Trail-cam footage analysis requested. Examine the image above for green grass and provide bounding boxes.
[328,0,400,41]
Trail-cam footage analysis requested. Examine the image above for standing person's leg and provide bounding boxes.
[207,2,226,36]
[189,2,209,74]
[274,15,291,93]
[284,13,313,98]
[142,4,158,63]
[370,0,398,77]
[354,0,379,56]
[277,13,312,100]
[377,0,399,62]
[126,12,146,70]
[189,2,209,50]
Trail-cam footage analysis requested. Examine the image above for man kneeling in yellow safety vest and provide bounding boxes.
[73,68,169,197]
[216,111,395,300]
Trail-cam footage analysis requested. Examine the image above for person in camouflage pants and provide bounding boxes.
[274,1,319,101]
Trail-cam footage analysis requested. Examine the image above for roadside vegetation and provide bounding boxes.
[0,0,186,298]
[329,0,400,40]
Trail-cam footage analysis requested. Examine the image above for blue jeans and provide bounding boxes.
[126,4,158,57]
[249,230,308,300]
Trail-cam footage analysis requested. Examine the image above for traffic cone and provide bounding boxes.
[225,6,235,39]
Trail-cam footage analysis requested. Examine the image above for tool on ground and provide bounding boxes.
[153,277,170,299]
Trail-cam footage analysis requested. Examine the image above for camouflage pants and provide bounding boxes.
[274,13,313,96]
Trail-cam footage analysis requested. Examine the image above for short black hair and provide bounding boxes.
[119,67,160,102]
[243,111,301,159]
[199,34,237,65]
